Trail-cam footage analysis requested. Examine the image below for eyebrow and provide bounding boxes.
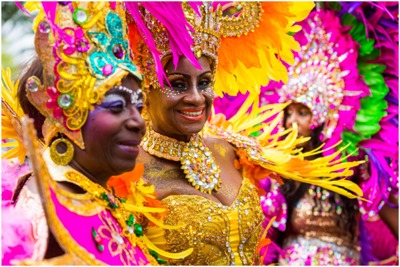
[167,71,212,79]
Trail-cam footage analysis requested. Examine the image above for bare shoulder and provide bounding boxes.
[204,137,236,160]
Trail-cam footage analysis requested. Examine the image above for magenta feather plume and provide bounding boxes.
[40,2,58,33]
[125,2,202,88]
[140,2,200,70]
[125,2,165,87]
[188,2,203,17]
[14,2,35,18]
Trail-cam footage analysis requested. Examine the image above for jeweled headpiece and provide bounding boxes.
[126,2,221,91]
[126,2,315,96]
[263,9,369,141]
[23,2,142,149]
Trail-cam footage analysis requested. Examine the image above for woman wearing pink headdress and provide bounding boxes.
[254,4,399,265]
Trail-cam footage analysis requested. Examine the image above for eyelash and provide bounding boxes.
[168,78,212,92]
[100,95,143,114]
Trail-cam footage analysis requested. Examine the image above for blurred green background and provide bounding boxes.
[1,2,35,79]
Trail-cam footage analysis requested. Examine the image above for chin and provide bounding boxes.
[113,161,137,175]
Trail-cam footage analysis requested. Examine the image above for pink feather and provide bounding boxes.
[140,2,200,70]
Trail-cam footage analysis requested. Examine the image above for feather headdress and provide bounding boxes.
[126,1,314,96]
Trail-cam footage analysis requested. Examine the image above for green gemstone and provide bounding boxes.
[97,244,104,252]
[73,8,88,25]
[149,249,158,258]
[57,93,74,109]
[126,214,135,226]
[91,227,97,237]
[134,223,143,237]
[157,258,167,264]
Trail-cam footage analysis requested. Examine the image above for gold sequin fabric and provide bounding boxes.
[282,188,360,265]
[289,189,359,249]
[145,178,264,265]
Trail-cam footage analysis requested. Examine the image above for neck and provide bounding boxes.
[151,127,193,142]
[68,160,109,188]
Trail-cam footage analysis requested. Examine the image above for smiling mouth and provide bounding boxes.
[180,110,204,117]
[178,109,205,121]
[118,140,141,155]
[119,144,139,152]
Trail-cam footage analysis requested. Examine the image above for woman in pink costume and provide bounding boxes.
[256,4,398,265]
[1,2,179,265]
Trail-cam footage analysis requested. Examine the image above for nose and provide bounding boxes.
[126,107,146,136]
[183,87,205,106]
[286,113,298,128]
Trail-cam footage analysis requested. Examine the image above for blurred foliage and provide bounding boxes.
[2,2,34,78]
[2,2,31,25]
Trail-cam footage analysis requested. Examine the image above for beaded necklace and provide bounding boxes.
[141,127,222,194]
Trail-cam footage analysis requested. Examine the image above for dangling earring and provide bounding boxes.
[50,137,74,166]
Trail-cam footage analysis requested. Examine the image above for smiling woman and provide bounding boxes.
[115,2,364,266]
[147,57,214,141]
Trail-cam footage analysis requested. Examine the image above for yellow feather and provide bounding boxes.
[208,93,364,199]
[2,67,27,164]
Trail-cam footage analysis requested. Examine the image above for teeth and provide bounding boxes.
[181,110,202,117]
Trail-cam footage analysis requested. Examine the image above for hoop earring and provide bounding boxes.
[50,138,74,166]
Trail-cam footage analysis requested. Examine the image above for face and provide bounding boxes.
[72,75,146,184]
[284,102,313,141]
[147,56,214,141]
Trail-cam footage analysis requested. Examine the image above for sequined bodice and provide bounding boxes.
[145,178,264,265]
[288,189,358,249]
[280,187,360,265]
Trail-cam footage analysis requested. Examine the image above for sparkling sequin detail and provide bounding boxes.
[281,186,360,265]
[141,129,222,194]
[280,236,360,265]
[147,178,264,265]
[88,12,138,79]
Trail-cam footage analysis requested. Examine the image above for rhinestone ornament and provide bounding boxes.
[38,21,51,34]
[112,44,124,59]
[73,8,88,25]
[57,93,74,109]
[102,64,114,76]
[26,76,41,92]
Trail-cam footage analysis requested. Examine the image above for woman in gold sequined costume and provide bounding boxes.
[106,2,364,265]
[1,2,187,265]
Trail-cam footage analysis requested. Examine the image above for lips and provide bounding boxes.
[117,140,141,156]
[178,107,205,121]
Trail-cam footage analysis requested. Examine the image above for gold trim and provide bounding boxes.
[21,117,158,265]
[219,2,263,37]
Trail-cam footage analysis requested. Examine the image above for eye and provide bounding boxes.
[198,78,211,90]
[300,109,310,116]
[169,79,187,91]
[100,94,127,113]
[135,101,143,114]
